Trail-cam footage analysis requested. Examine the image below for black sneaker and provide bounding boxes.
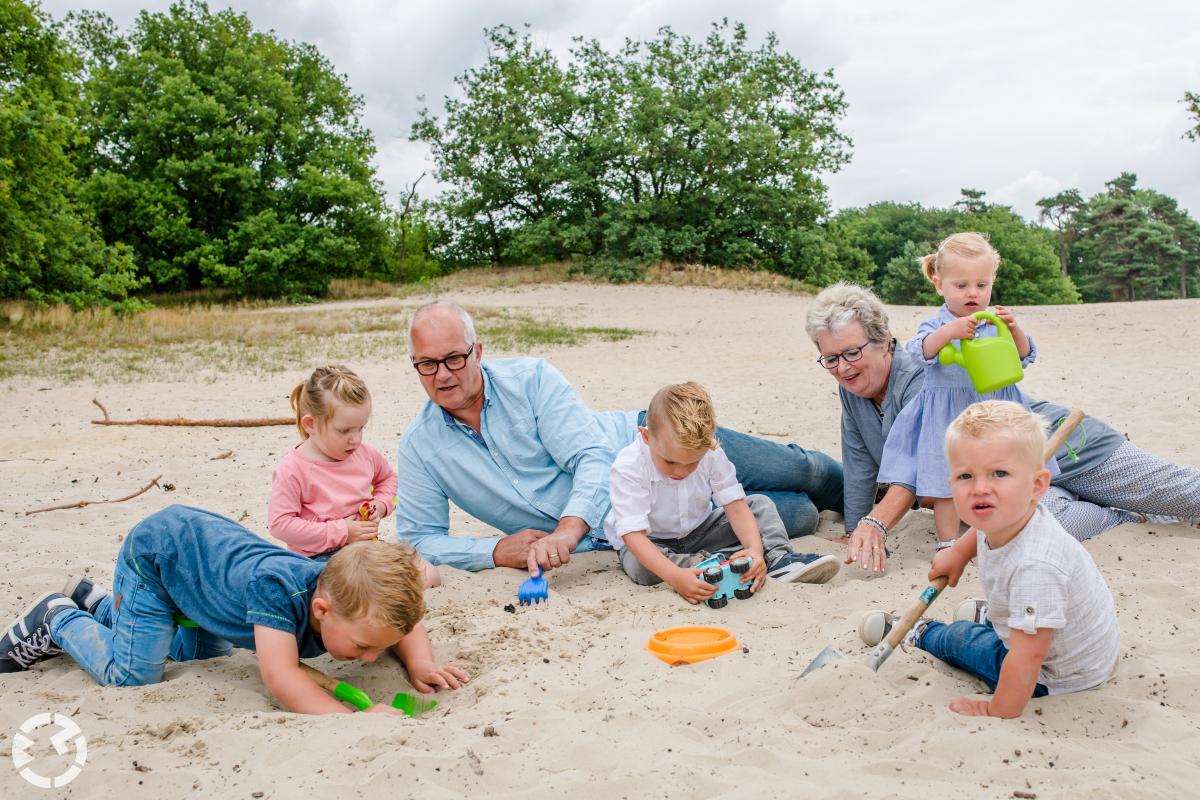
[62,576,109,616]
[766,552,840,584]
[0,592,75,673]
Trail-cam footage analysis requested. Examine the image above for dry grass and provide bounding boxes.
[0,262,806,382]
[0,298,637,384]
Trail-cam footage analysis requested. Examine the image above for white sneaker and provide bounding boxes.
[858,610,930,649]
[954,598,988,625]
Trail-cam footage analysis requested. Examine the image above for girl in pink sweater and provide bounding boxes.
[269,365,440,586]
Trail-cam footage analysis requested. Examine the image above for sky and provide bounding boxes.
[39,0,1200,220]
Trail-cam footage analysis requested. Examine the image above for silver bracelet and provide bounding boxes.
[860,515,888,538]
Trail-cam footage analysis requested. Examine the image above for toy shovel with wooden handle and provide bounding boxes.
[801,408,1085,677]
[299,662,437,717]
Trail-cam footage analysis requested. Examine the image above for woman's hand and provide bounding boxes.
[846,523,887,573]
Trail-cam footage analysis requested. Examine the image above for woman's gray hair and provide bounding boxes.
[407,299,477,354]
[804,282,892,346]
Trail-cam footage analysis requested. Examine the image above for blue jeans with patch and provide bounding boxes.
[49,555,233,686]
[918,620,1049,697]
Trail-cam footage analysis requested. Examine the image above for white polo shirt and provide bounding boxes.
[603,437,746,550]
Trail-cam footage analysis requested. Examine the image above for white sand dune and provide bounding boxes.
[1,284,1198,798]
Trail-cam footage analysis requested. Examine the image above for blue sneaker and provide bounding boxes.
[0,592,74,673]
[62,576,109,615]
[767,552,839,584]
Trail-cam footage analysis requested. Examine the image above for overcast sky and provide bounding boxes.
[40,0,1200,220]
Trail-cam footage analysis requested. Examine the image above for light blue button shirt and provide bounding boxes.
[395,358,639,570]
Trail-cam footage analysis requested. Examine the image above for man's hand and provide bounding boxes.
[406,660,470,693]
[949,697,993,716]
[526,516,589,574]
[492,529,550,569]
[846,523,887,573]
[730,548,766,592]
[666,566,718,605]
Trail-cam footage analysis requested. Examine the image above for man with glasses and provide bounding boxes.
[394,300,844,576]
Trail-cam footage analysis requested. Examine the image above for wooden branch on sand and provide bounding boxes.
[25,475,163,516]
[91,398,292,428]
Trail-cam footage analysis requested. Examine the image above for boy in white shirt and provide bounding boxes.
[604,382,840,603]
[861,400,1120,717]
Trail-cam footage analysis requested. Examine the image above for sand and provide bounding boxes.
[1,284,1198,798]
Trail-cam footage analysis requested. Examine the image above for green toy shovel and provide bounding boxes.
[299,663,437,717]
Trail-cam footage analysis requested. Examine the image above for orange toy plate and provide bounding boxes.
[646,625,739,665]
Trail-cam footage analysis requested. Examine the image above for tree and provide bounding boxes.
[953,188,990,215]
[414,20,853,280]
[1071,172,1199,301]
[0,0,139,307]
[960,206,1079,305]
[1035,189,1083,278]
[832,201,957,290]
[1184,90,1200,141]
[877,240,939,305]
[72,1,391,299]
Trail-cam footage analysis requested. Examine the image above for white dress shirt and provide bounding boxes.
[603,437,746,550]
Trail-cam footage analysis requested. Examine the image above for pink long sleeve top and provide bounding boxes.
[268,442,398,556]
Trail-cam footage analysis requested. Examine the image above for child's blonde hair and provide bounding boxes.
[646,382,718,451]
[945,400,1047,472]
[921,232,1001,285]
[290,365,370,439]
[318,541,425,633]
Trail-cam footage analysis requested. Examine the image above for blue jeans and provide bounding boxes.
[715,425,844,538]
[48,555,233,686]
[918,620,1049,697]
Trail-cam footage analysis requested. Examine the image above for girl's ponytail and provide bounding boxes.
[290,383,308,439]
[920,253,939,285]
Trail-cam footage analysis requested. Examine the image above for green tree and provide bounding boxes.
[415,20,852,280]
[953,188,990,215]
[877,239,939,305]
[1035,189,1083,278]
[0,0,139,307]
[960,206,1079,305]
[1072,172,1199,301]
[832,201,957,289]
[1184,90,1200,141]
[72,1,390,299]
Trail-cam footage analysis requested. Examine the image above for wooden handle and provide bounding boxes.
[882,408,1086,650]
[1044,409,1085,462]
[298,662,339,693]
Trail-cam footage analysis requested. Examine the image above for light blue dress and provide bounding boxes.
[878,305,1057,498]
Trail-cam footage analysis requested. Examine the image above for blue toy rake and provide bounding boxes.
[518,568,548,605]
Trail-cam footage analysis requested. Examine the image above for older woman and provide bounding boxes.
[806,282,1200,573]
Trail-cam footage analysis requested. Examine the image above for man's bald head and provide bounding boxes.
[407,300,477,354]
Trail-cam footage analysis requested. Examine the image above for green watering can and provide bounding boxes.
[937,310,1024,393]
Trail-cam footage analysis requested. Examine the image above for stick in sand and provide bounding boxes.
[25,475,162,516]
[801,408,1086,677]
[91,398,292,428]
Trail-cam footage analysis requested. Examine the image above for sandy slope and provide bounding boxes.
[1,284,1198,798]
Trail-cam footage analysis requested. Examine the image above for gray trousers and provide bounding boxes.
[618,494,791,586]
[1047,441,1200,541]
